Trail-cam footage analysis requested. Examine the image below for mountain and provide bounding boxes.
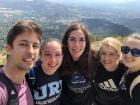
[0,0,82,20]
[81,18,134,36]
[0,0,138,48]
[40,18,134,40]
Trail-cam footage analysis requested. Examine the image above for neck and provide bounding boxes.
[3,64,26,84]
[128,66,140,73]
[105,64,119,72]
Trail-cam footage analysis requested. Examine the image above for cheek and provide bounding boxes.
[135,58,140,65]
[113,56,119,62]
[59,57,63,64]
[41,57,49,63]
[42,61,49,68]
[81,42,86,48]
[68,43,72,51]
[35,49,40,55]
[68,41,73,47]
[100,54,105,60]
[100,57,104,64]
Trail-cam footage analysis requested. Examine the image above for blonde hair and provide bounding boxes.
[128,33,140,40]
[99,37,122,60]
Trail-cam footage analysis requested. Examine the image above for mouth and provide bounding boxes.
[103,61,111,64]
[48,64,57,68]
[125,57,135,62]
[72,49,81,53]
[23,58,35,64]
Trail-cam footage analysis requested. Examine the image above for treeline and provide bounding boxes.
[0,18,133,49]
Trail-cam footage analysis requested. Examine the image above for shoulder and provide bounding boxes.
[131,83,140,103]
[130,75,140,98]
[0,82,8,105]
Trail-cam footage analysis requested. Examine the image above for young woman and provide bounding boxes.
[119,33,140,105]
[94,37,127,105]
[60,23,96,105]
[26,38,63,105]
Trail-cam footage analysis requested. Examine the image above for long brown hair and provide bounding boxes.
[60,23,95,79]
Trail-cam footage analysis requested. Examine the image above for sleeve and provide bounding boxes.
[131,83,140,105]
[0,82,8,105]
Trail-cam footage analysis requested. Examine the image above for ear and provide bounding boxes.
[5,44,12,56]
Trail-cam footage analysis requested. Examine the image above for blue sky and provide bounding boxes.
[43,0,137,4]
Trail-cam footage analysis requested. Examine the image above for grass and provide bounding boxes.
[0,50,6,65]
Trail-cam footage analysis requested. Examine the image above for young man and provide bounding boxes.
[0,20,42,105]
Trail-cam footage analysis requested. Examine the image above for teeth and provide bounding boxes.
[48,64,57,67]
[125,58,134,62]
[104,61,110,64]
[73,49,80,52]
[24,58,34,62]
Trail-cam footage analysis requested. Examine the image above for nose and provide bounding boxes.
[51,55,56,62]
[75,40,80,47]
[104,55,110,60]
[28,45,34,54]
[125,51,132,57]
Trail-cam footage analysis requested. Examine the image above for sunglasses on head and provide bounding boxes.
[121,46,140,57]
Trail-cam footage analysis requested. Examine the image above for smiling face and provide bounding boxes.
[67,29,86,61]
[100,44,119,71]
[122,38,140,72]
[7,32,40,71]
[41,41,63,75]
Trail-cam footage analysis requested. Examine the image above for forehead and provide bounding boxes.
[69,29,85,38]
[100,44,116,53]
[125,38,140,49]
[44,41,61,50]
[14,31,40,43]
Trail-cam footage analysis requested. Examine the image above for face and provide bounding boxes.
[7,32,40,71]
[122,38,140,71]
[68,29,86,61]
[100,44,119,71]
[41,41,63,75]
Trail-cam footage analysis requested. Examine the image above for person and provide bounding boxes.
[26,38,63,105]
[0,19,42,105]
[94,37,127,105]
[60,23,96,105]
[119,33,140,105]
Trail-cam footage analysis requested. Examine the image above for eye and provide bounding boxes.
[19,43,28,47]
[109,53,113,56]
[69,38,75,41]
[33,44,40,49]
[44,53,51,56]
[56,53,62,57]
[80,38,85,41]
[101,52,106,55]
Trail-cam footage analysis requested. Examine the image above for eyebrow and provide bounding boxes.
[18,40,39,44]
[69,36,85,39]
[19,40,28,42]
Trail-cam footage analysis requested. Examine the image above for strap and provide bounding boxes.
[0,73,19,105]
[130,75,140,98]
[26,69,36,87]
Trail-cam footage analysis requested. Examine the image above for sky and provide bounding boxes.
[44,0,136,4]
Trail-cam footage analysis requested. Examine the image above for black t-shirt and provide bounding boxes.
[94,63,127,105]
[119,70,140,105]
[60,61,95,105]
[27,63,62,105]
